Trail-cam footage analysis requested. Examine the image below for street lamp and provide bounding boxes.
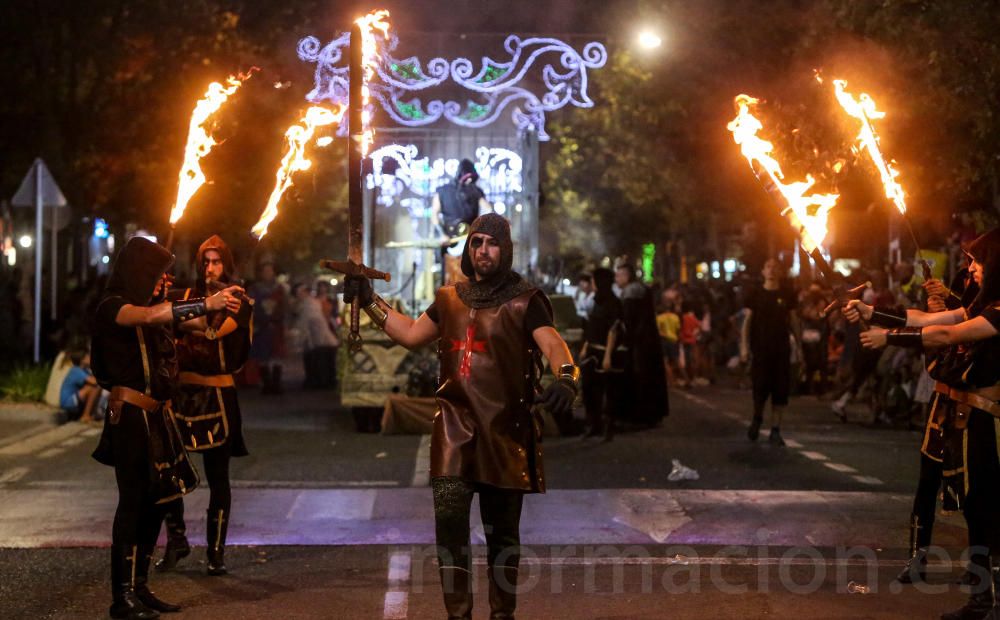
[18,234,32,249]
[637,30,662,50]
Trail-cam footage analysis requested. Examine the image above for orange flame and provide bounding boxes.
[355,9,391,157]
[832,80,907,215]
[169,72,253,225]
[727,95,839,254]
[250,106,345,240]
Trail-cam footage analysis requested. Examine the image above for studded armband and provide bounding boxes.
[172,298,208,323]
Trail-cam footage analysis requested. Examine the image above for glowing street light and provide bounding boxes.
[637,30,662,50]
[19,235,32,249]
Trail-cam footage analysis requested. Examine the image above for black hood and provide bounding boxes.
[460,213,513,279]
[456,158,479,184]
[105,237,174,306]
[195,234,235,294]
[456,213,532,308]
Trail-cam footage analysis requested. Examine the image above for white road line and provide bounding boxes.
[824,462,858,474]
[59,436,86,447]
[470,556,961,568]
[799,451,829,461]
[0,466,30,484]
[0,423,84,456]
[383,551,411,620]
[37,447,65,459]
[411,434,432,487]
[82,427,102,437]
[230,480,399,489]
[784,439,804,449]
[852,475,885,486]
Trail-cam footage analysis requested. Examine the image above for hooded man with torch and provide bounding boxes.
[156,235,253,576]
[343,213,578,620]
[847,228,1000,620]
[90,236,243,620]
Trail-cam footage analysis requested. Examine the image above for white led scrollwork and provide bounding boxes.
[297,31,607,140]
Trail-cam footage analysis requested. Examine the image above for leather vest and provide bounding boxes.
[430,285,545,492]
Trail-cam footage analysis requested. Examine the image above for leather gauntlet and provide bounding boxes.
[886,326,923,348]
[870,305,907,328]
[172,298,208,322]
[557,363,581,395]
[363,294,391,330]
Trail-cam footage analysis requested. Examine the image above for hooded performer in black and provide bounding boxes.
[345,214,578,619]
[91,237,243,619]
[157,235,252,576]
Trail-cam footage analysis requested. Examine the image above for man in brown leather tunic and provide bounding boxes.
[346,213,578,620]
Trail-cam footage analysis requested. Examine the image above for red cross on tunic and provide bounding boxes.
[449,322,487,378]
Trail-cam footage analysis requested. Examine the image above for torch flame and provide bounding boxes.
[832,79,907,215]
[250,106,345,240]
[727,95,839,253]
[355,9,391,157]
[169,72,254,225]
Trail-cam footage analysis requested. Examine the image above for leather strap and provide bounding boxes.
[934,381,1000,418]
[178,371,235,388]
[109,385,166,412]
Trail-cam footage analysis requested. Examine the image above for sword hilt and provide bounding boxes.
[319,259,391,282]
[319,258,392,352]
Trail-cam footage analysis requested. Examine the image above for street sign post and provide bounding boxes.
[11,158,67,362]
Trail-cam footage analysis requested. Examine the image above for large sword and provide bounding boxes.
[319,23,390,352]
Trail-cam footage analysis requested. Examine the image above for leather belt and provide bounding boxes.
[934,381,1000,418]
[178,372,235,388]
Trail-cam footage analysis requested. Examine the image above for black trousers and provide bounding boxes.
[431,477,524,579]
[963,409,1000,555]
[111,412,164,549]
[303,346,338,389]
[911,453,944,548]
[162,447,232,527]
[581,364,622,433]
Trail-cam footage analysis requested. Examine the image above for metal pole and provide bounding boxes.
[50,204,57,321]
[33,163,42,363]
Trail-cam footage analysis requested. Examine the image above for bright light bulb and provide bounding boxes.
[316,136,334,148]
[494,201,507,215]
[18,235,31,248]
[637,31,662,49]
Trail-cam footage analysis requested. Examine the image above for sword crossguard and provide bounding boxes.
[319,258,392,353]
[319,259,392,282]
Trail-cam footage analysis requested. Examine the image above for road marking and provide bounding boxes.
[470,556,962,568]
[799,451,828,461]
[38,447,65,459]
[824,462,858,474]
[0,423,84,456]
[0,466,29,484]
[383,551,411,619]
[82,427,102,437]
[59,436,86,447]
[852,475,885,486]
[784,439,804,449]
[230,480,399,489]
[411,434,431,487]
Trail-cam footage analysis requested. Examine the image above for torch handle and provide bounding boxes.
[164,226,176,252]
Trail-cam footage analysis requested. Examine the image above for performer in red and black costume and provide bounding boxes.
[156,235,252,576]
[852,228,1000,620]
[91,237,242,619]
[345,213,578,620]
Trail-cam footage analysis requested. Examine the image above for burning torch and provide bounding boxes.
[166,69,256,250]
[831,79,946,297]
[727,95,870,316]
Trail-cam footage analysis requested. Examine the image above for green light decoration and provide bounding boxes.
[394,100,425,120]
[477,65,508,83]
[391,62,423,81]
[642,243,655,283]
[463,102,489,121]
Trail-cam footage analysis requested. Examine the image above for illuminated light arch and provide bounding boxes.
[297,31,607,140]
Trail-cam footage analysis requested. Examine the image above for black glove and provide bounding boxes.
[538,378,577,416]
[343,275,374,306]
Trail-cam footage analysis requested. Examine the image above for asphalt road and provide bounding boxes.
[0,377,975,619]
